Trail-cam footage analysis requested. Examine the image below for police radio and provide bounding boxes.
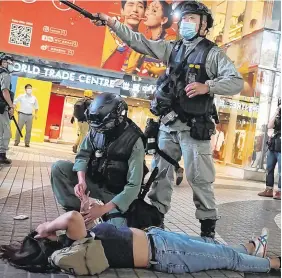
[144,118,160,155]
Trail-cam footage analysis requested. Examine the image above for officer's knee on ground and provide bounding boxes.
[51,160,69,176]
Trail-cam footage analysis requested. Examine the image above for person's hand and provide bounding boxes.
[91,13,109,26]
[8,107,14,117]
[74,181,87,198]
[80,191,90,213]
[82,203,106,225]
[35,222,54,239]
[185,82,209,98]
[144,62,166,77]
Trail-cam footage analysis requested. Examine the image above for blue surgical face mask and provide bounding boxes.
[179,21,197,40]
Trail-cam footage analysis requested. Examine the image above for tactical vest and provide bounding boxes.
[0,67,13,106]
[170,38,215,123]
[88,119,145,195]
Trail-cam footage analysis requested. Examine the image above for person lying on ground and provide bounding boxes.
[0,211,280,275]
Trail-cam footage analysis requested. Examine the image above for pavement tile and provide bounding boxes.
[0,144,281,278]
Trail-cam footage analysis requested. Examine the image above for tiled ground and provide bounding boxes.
[0,143,281,278]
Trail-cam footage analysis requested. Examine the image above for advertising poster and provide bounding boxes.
[0,0,177,78]
[12,77,52,142]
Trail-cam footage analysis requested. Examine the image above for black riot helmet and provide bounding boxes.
[85,92,128,132]
[174,1,214,30]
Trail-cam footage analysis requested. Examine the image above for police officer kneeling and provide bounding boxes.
[51,92,145,228]
[92,1,244,237]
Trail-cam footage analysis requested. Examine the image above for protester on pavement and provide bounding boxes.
[13,84,39,147]
[0,210,280,275]
[0,53,14,164]
[51,92,147,228]
[91,0,244,238]
[258,100,281,200]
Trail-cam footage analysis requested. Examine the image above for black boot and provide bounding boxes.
[0,153,12,165]
[200,219,217,238]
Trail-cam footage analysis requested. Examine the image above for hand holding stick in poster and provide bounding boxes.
[59,0,107,25]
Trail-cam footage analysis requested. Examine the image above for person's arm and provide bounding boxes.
[73,135,93,197]
[73,135,93,174]
[34,97,39,119]
[82,137,145,223]
[110,137,145,212]
[94,15,173,63]
[13,95,21,110]
[268,106,280,129]
[35,211,87,240]
[206,47,244,96]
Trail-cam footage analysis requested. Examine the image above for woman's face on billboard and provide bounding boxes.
[144,0,168,28]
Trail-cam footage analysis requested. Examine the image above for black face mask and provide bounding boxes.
[98,120,127,141]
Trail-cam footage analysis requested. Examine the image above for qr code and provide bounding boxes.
[9,23,33,47]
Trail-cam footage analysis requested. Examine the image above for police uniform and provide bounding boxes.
[0,67,12,160]
[108,13,243,235]
[51,93,145,228]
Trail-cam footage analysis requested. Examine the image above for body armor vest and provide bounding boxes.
[170,38,215,122]
[88,119,145,195]
[151,38,215,123]
[0,67,13,106]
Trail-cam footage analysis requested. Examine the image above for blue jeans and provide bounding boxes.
[146,227,271,273]
[266,151,281,190]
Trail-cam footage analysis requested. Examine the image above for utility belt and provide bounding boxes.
[144,118,184,186]
[267,133,281,153]
[160,110,215,141]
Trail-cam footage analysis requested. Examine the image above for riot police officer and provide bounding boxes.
[51,92,146,228]
[0,53,14,164]
[92,1,243,237]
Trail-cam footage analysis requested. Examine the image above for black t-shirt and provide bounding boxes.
[91,223,134,268]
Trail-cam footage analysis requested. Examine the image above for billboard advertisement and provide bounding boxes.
[0,0,177,78]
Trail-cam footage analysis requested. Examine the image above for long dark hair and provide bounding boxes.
[0,231,62,273]
[159,1,173,30]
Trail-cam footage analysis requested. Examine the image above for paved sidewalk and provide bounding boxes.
[0,143,280,278]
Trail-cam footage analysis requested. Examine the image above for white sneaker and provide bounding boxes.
[251,227,269,258]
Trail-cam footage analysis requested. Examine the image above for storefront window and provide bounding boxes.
[228,0,246,42]
[247,68,278,169]
[213,0,227,45]
[260,30,280,68]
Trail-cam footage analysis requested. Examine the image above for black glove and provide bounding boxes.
[70,116,75,124]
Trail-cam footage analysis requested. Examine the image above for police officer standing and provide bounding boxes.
[92,0,243,237]
[71,90,93,153]
[51,92,145,228]
[0,54,14,165]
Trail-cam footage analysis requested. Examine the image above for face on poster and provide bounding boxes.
[0,0,177,78]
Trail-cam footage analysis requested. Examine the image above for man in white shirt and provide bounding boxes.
[13,84,39,147]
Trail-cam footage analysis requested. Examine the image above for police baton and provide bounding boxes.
[139,167,159,200]
[9,110,23,138]
[59,0,104,22]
